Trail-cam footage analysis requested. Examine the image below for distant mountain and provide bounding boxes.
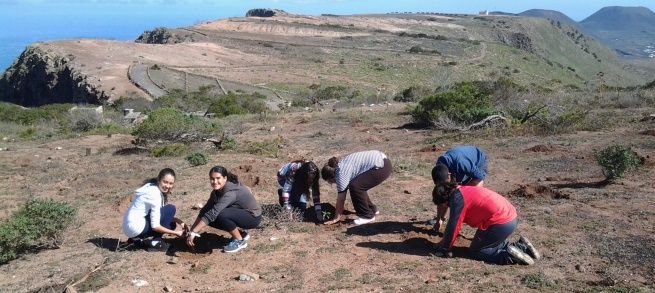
[519,9,577,28]
[489,11,516,16]
[580,6,655,58]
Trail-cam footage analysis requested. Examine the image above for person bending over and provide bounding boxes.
[277,160,323,222]
[322,150,391,226]
[432,182,540,265]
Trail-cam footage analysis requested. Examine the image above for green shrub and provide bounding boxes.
[411,82,494,126]
[244,137,285,158]
[186,151,208,166]
[0,102,73,125]
[154,86,217,112]
[68,110,102,132]
[0,200,76,264]
[221,137,237,150]
[207,92,267,118]
[531,108,587,134]
[594,145,641,181]
[394,86,433,102]
[150,143,189,157]
[132,108,195,141]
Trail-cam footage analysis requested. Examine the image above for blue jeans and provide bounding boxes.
[469,218,518,265]
[135,204,176,240]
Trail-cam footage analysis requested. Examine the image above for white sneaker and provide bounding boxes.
[353,217,376,226]
[375,209,380,215]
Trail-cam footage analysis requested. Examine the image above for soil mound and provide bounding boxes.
[524,144,557,153]
[509,183,570,199]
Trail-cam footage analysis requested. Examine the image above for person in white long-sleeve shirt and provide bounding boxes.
[122,168,186,251]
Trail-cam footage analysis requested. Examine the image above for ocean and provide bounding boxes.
[0,3,243,73]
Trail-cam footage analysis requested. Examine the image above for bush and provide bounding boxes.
[150,143,189,157]
[530,108,587,135]
[411,82,495,126]
[0,102,73,125]
[393,86,433,102]
[207,92,267,118]
[594,145,641,181]
[132,108,215,141]
[0,200,76,264]
[244,137,285,158]
[186,151,208,166]
[154,86,217,112]
[221,137,237,150]
[68,110,102,132]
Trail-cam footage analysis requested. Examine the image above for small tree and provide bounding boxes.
[594,145,641,181]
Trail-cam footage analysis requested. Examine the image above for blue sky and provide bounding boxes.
[2,0,655,21]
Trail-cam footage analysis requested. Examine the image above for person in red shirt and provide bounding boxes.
[432,182,541,265]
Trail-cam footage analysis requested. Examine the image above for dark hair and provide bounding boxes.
[321,157,339,182]
[432,181,457,205]
[296,161,320,194]
[431,163,450,184]
[208,165,239,184]
[144,168,176,185]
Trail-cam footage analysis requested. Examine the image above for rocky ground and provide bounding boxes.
[0,104,654,292]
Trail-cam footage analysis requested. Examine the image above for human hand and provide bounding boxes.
[323,214,341,225]
[432,218,444,232]
[186,232,200,247]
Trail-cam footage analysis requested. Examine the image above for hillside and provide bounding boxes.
[518,9,578,28]
[580,6,655,58]
[0,11,650,106]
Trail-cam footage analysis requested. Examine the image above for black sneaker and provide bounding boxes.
[146,241,171,252]
[508,245,534,265]
[239,230,250,241]
[518,236,541,260]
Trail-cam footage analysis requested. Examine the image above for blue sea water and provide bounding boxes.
[0,2,245,73]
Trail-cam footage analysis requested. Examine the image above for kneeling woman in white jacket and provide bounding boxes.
[122,168,186,251]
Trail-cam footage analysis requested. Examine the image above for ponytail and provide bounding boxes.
[321,157,339,182]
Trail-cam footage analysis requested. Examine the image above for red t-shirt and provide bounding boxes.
[445,186,517,248]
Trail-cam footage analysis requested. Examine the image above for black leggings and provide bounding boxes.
[208,207,261,232]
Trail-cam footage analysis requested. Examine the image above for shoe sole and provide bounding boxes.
[353,217,376,226]
[508,245,534,265]
[519,236,541,260]
[224,242,248,253]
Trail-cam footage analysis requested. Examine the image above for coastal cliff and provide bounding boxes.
[0,45,108,106]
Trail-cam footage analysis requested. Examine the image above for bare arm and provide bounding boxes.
[186,216,208,247]
[152,225,183,237]
[324,192,347,225]
[433,203,448,232]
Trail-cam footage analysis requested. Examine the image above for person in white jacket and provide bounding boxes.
[122,168,186,251]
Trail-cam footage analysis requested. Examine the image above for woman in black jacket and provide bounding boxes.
[186,166,262,253]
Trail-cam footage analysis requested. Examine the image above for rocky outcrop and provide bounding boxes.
[0,45,108,106]
[497,32,534,53]
[135,27,202,44]
[245,8,286,17]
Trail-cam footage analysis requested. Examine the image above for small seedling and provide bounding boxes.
[322,211,333,220]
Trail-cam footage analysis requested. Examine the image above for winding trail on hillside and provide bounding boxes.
[127,64,168,98]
